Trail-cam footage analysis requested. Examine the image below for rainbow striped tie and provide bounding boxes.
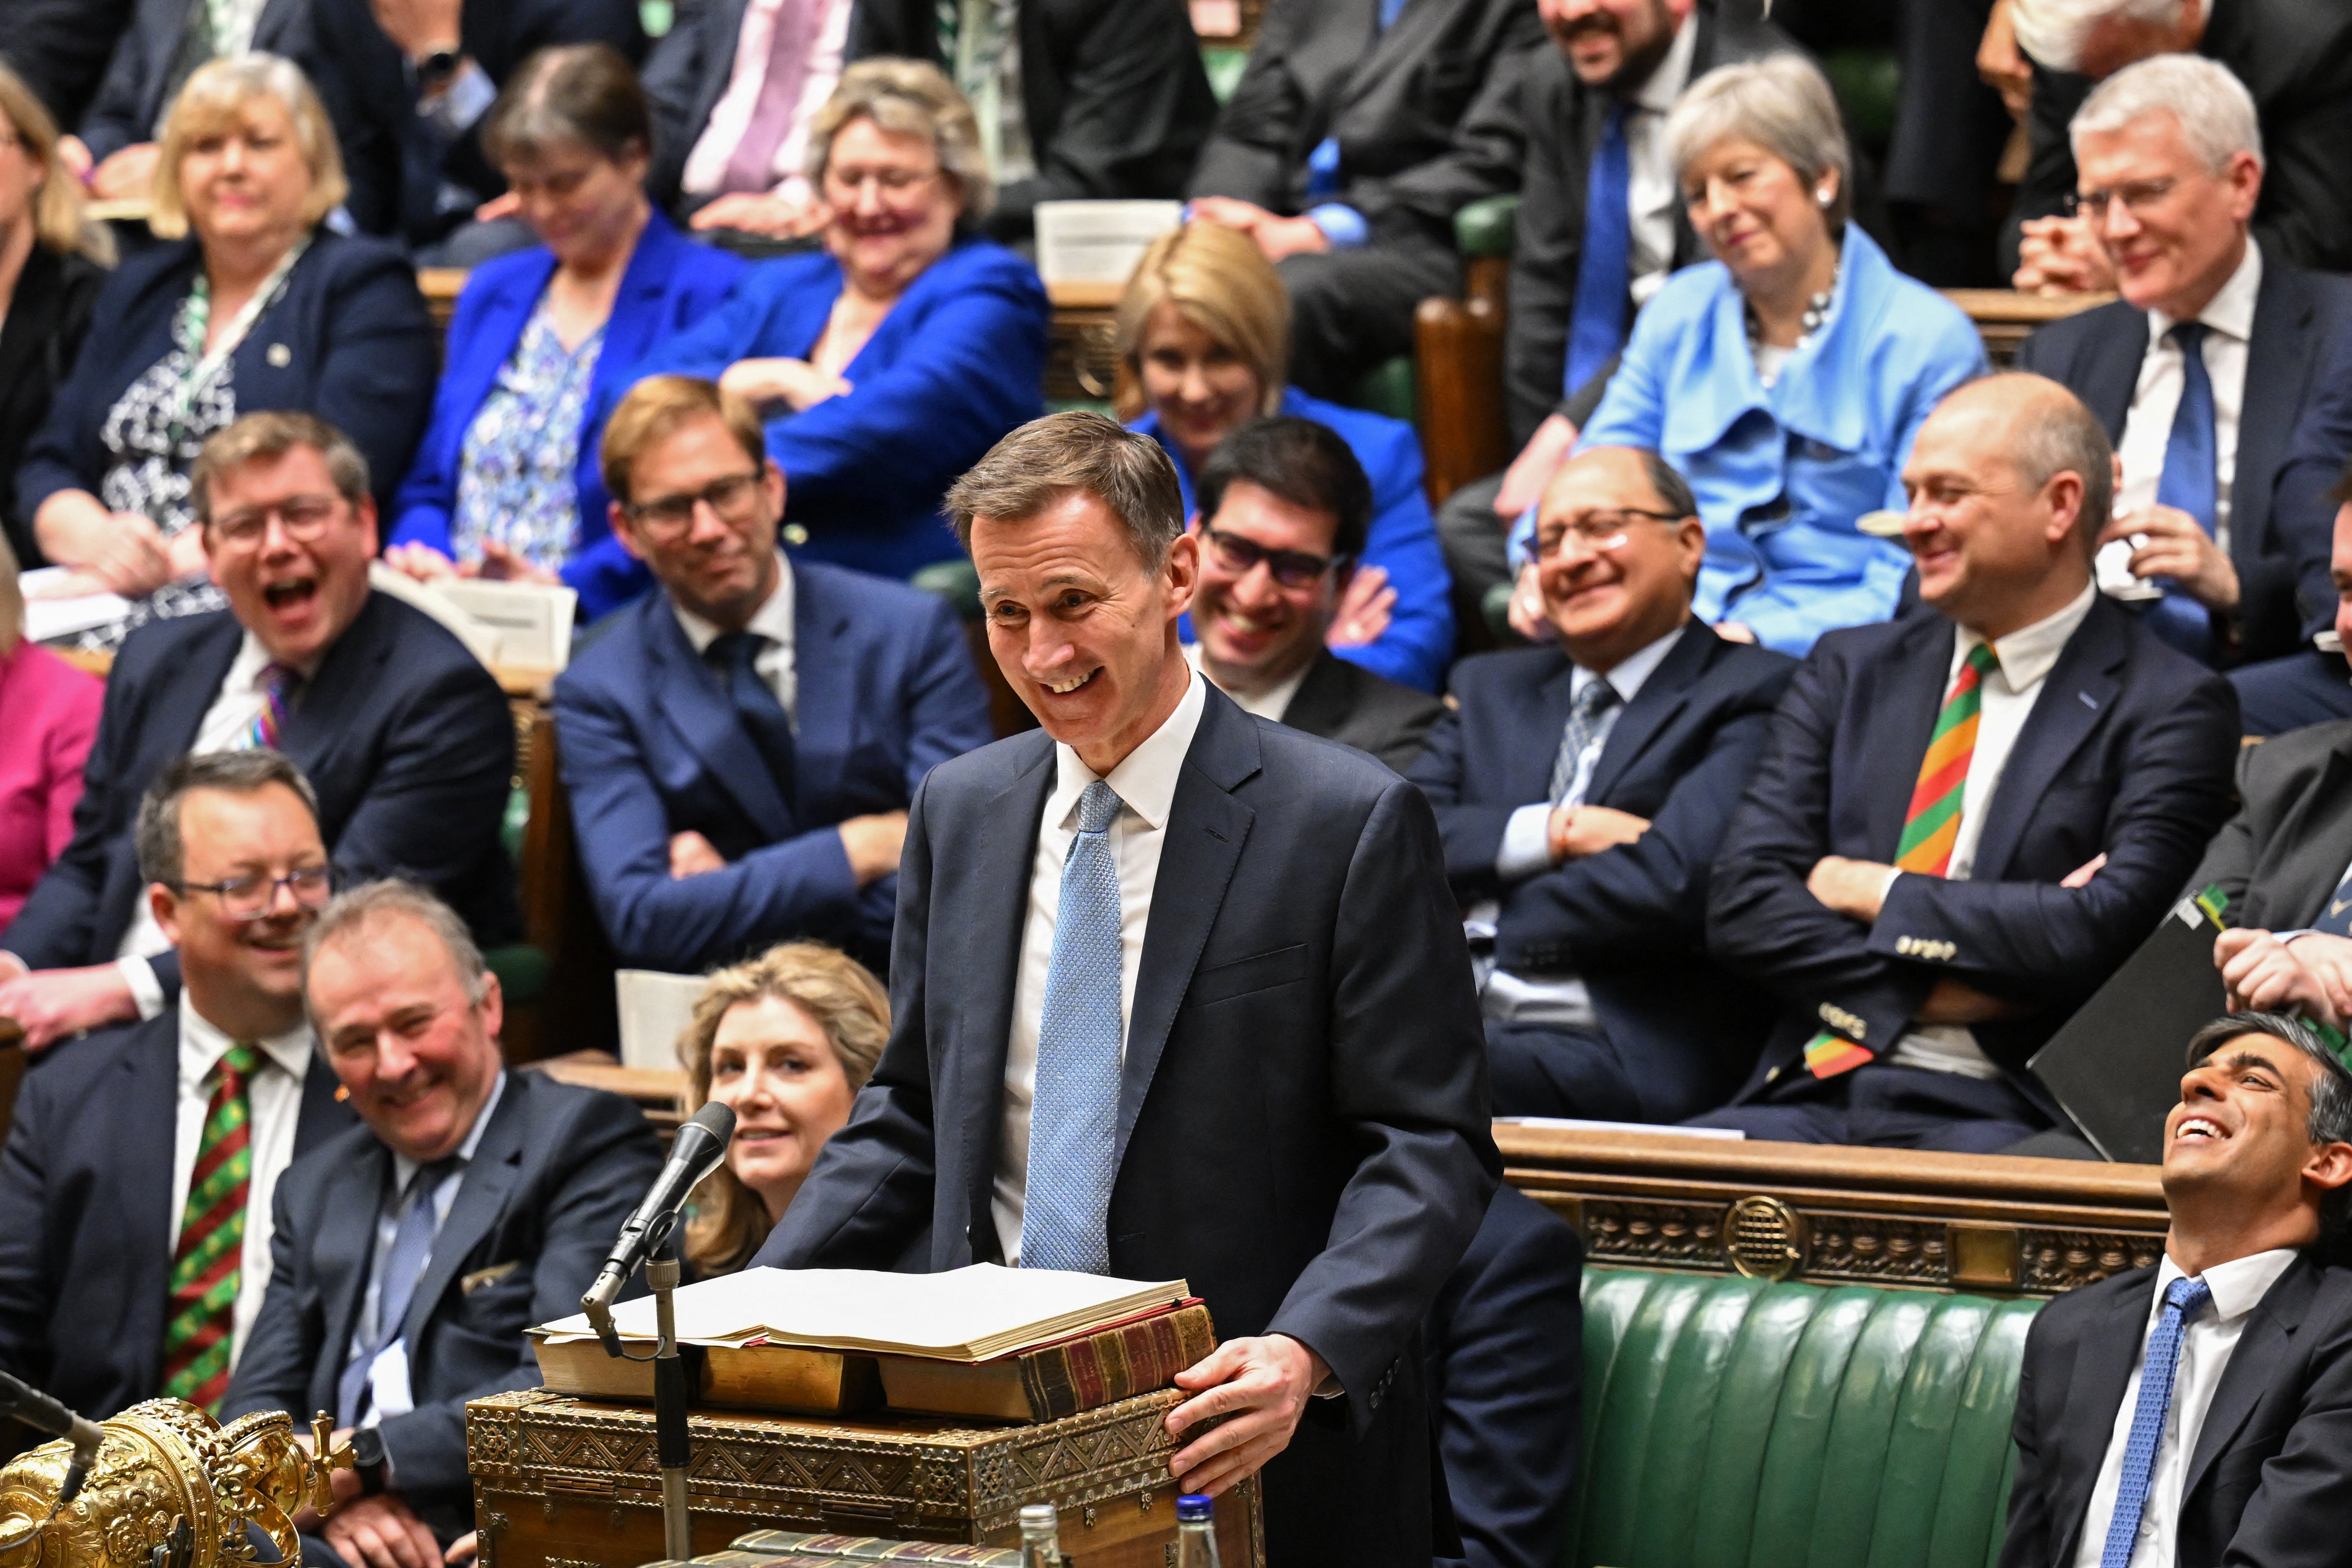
[160,1042,260,1412]
[247,664,294,751]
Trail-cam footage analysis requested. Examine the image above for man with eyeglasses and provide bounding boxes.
[0,411,519,1051]
[2013,56,2352,733]
[554,375,991,974]
[1183,418,1442,773]
[1409,444,1793,1122]
[0,749,357,1421]
[1696,375,2239,1151]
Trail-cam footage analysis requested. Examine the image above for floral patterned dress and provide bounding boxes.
[450,295,608,574]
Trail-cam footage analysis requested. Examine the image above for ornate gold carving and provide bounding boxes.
[2018,1230,2164,1293]
[1725,1196,1808,1282]
[1577,1198,1726,1268]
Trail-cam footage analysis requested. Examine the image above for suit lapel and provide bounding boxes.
[1330,0,1426,120]
[119,1015,182,1369]
[2233,264,2311,551]
[789,565,855,822]
[956,743,1057,1243]
[1587,623,1711,804]
[2079,306,2149,441]
[1971,599,2126,880]
[2052,1268,2160,1564]
[318,1140,393,1389]
[2183,1256,2318,1503]
[596,214,683,407]
[293,1055,354,1157]
[398,1076,529,1349]
[165,618,246,759]
[1275,651,1349,737]
[1866,617,1958,859]
[645,594,795,838]
[1115,692,1259,1163]
[1521,655,1581,803]
[285,595,394,789]
[2268,746,2352,926]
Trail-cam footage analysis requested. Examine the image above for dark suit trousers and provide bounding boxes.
[2230,649,2352,737]
[1486,1018,1648,1124]
[1281,237,1459,403]
[1684,1062,2047,1152]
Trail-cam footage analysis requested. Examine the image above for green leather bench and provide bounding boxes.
[1572,1269,2037,1568]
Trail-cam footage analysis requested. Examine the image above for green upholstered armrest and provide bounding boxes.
[911,558,985,621]
[1825,48,1901,152]
[1456,194,1520,260]
[1568,1269,2038,1568]
[1202,46,1250,106]
[483,943,549,1006]
[1347,356,1418,426]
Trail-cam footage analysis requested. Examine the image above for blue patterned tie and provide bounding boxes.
[1565,102,1632,396]
[1022,781,1125,1274]
[336,1156,461,1427]
[2144,322,2218,660]
[2097,1275,2213,1568]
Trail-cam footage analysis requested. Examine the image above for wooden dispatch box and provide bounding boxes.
[466,1389,1264,1568]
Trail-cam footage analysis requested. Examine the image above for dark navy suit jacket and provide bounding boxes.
[1999,1254,2352,1568]
[0,593,521,977]
[0,1012,354,1420]
[74,0,312,161]
[633,238,1049,579]
[2270,321,2352,642]
[388,212,746,621]
[1708,595,2240,1121]
[552,560,992,973]
[1410,623,1797,1121]
[1425,1184,1583,1568]
[753,686,1499,1568]
[14,229,436,523]
[222,1071,662,1537]
[2015,260,2352,662]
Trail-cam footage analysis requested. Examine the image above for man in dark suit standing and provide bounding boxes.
[1412,445,1793,1122]
[1183,417,1443,772]
[755,412,1498,1568]
[0,412,518,1051]
[1186,0,1543,401]
[1999,1010,2352,1568]
[224,880,662,1568]
[0,751,355,1421]
[556,376,993,974]
[2012,55,2352,714]
[1700,375,2239,1151]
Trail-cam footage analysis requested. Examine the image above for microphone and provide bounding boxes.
[0,1367,104,1506]
[581,1102,735,1340]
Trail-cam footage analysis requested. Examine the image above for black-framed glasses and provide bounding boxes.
[624,471,766,538]
[2065,178,2177,224]
[1535,506,1686,558]
[172,865,338,920]
[209,494,345,547]
[1201,525,1347,589]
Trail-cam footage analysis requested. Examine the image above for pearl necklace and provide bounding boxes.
[1744,269,1838,353]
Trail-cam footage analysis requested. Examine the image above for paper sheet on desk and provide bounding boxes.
[1495,1116,1746,1140]
[19,568,131,644]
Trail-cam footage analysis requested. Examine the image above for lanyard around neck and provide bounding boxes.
[169,233,312,435]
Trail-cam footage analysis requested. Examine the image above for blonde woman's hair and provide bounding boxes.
[677,943,890,1275]
[1664,55,1853,231]
[0,61,115,263]
[151,53,347,241]
[0,532,23,657]
[805,58,993,224]
[1111,222,1289,423]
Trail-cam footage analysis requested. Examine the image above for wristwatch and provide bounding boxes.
[415,48,462,90]
[349,1426,389,1496]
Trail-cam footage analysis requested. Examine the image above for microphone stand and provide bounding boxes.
[648,1235,693,1564]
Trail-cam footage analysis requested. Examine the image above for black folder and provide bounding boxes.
[2027,897,2228,1164]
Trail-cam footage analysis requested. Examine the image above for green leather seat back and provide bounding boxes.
[1571,1269,2040,1568]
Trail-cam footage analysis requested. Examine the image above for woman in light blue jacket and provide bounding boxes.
[1514,56,1985,656]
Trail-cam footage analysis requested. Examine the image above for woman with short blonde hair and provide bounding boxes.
[677,943,889,1275]
[17,53,436,651]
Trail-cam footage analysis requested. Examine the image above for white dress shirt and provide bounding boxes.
[113,634,321,1018]
[1183,641,1311,723]
[1887,582,2097,1078]
[680,0,852,201]
[2112,239,2260,560]
[994,671,1207,1265]
[2069,1247,2299,1568]
[1477,625,1688,1026]
[673,551,800,726]
[1624,13,1699,310]
[350,1071,509,1427]
[169,995,315,1365]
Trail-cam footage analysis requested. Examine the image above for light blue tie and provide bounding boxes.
[1022,781,1125,1274]
[336,1156,460,1427]
[2098,1275,2213,1568]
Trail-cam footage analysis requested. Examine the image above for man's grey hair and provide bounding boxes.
[1635,450,1698,521]
[134,750,321,888]
[1979,372,2115,549]
[304,878,491,1003]
[2012,0,2210,74]
[2069,53,2261,173]
[1663,56,1853,230]
[805,58,995,223]
[945,411,1187,572]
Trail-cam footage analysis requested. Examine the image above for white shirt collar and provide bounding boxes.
[1957,580,2097,694]
[1045,667,1209,835]
[178,989,315,1087]
[672,552,797,656]
[2152,1245,2299,1324]
[1570,621,1688,705]
[1182,641,1312,723]
[392,1068,508,1190]
[224,630,323,689]
[1632,10,1699,113]
[2150,237,2262,348]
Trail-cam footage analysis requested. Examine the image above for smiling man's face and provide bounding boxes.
[2165,1035,2342,1220]
[203,444,378,668]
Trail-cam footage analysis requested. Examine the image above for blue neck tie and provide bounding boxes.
[2097,1275,2213,1568]
[710,631,798,809]
[2144,322,2218,660]
[1022,781,1125,1274]
[336,1155,461,1427]
[1565,102,1633,396]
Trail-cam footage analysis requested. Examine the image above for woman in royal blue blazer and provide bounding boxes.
[385,47,745,621]
[18,54,436,651]
[1114,222,1454,694]
[1507,57,1987,657]
[632,60,1048,581]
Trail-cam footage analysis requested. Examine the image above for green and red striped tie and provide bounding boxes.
[161,1042,260,1411]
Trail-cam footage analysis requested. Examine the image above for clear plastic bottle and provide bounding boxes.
[1019,1503,1063,1568]
[1175,1494,1219,1568]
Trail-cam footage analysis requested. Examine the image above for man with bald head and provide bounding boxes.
[1412,444,1794,1123]
[1698,375,2240,1150]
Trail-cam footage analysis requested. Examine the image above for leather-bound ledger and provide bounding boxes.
[876,1300,1216,1421]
